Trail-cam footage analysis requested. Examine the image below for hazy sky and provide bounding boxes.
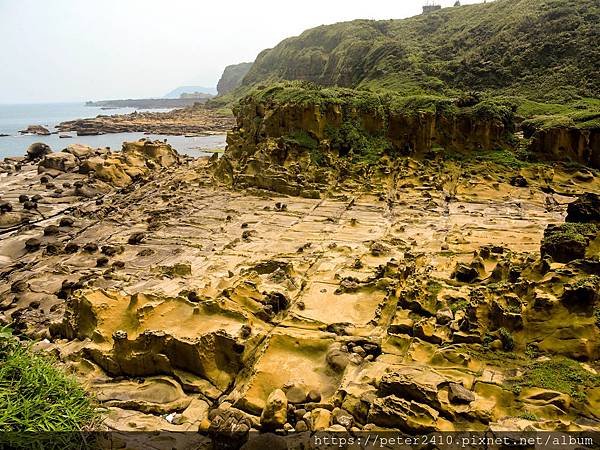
[0,0,484,104]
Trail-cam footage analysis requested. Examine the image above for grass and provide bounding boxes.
[0,327,98,436]
[509,357,600,401]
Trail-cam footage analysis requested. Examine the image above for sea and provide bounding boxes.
[0,102,227,159]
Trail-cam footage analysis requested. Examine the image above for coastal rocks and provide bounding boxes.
[57,105,234,136]
[566,193,600,223]
[213,84,514,194]
[540,223,597,263]
[448,383,475,404]
[367,395,440,432]
[38,152,78,173]
[26,142,52,160]
[19,125,50,136]
[48,139,182,187]
[260,389,288,430]
[64,143,96,159]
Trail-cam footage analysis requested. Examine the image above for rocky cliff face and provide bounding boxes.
[523,124,600,169]
[216,62,254,96]
[214,84,514,196]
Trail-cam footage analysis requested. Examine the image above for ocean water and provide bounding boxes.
[0,102,227,159]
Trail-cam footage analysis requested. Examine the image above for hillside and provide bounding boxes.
[242,0,599,102]
[217,62,253,95]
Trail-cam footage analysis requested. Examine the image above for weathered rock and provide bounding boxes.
[25,238,41,252]
[510,175,528,187]
[309,408,331,431]
[447,383,475,404]
[379,366,445,407]
[541,223,597,263]
[26,143,52,160]
[284,383,308,404]
[566,193,600,223]
[20,125,50,136]
[39,152,78,173]
[367,395,439,432]
[260,389,288,431]
[453,263,479,283]
[64,143,95,159]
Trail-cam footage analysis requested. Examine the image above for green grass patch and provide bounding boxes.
[0,327,98,433]
[510,357,600,401]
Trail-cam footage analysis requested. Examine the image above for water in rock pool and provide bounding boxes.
[0,102,226,158]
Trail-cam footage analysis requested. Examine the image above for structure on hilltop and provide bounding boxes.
[422,1,442,13]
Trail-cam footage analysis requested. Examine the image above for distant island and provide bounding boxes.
[84,96,213,110]
[164,85,217,98]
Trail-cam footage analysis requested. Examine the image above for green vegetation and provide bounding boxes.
[510,357,600,401]
[498,327,515,351]
[543,223,598,247]
[449,298,469,314]
[243,0,599,103]
[0,327,98,433]
[425,280,444,303]
[518,412,539,421]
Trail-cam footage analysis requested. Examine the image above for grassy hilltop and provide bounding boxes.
[243,0,599,103]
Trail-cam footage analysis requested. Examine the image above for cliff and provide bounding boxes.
[217,62,254,96]
[214,83,515,196]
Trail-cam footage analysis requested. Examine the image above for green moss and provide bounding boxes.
[449,298,469,314]
[518,412,539,421]
[325,121,391,165]
[544,223,598,247]
[499,327,515,351]
[510,357,600,401]
[474,149,532,169]
[426,280,443,303]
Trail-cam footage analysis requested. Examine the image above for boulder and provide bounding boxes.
[39,152,78,172]
[310,408,331,431]
[260,389,288,430]
[367,395,439,432]
[379,366,445,407]
[566,193,600,223]
[64,143,95,159]
[284,383,308,404]
[447,383,475,404]
[20,125,50,136]
[540,223,597,263]
[26,142,52,160]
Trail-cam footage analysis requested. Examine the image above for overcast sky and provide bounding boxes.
[0,0,485,104]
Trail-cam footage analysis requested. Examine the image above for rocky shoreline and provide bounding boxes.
[23,105,236,137]
[0,125,599,447]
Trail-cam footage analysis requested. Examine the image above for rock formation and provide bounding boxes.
[1,124,599,446]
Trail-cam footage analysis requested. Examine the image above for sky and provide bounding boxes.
[0,0,485,104]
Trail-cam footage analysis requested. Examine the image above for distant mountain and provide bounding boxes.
[164,86,217,98]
